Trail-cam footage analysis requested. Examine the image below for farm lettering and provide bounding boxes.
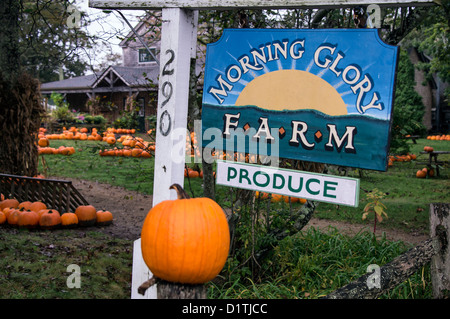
[222,113,357,153]
[208,38,383,114]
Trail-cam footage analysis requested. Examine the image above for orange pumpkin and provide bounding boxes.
[131,148,142,157]
[75,205,97,226]
[17,210,40,229]
[270,194,283,203]
[7,208,23,226]
[61,212,78,228]
[416,169,427,178]
[96,210,113,226]
[39,209,61,229]
[18,201,33,210]
[29,201,47,213]
[141,184,230,284]
[38,137,49,147]
[140,151,152,158]
[106,136,116,145]
[2,207,15,219]
[0,198,19,211]
[0,211,6,225]
[188,170,199,178]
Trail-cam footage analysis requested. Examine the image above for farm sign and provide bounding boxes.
[202,29,398,171]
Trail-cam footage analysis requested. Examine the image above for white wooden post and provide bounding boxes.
[152,8,198,205]
[130,239,156,299]
[131,8,198,299]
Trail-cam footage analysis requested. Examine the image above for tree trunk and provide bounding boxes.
[324,238,436,299]
[157,281,206,299]
[0,2,45,178]
[0,73,44,177]
[430,203,450,299]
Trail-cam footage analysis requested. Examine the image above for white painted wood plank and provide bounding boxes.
[131,239,156,299]
[90,0,436,10]
[131,9,197,299]
[152,8,198,206]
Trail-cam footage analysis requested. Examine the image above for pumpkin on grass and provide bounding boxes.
[39,209,61,230]
[0,211,6,225]
[17,210,40,229]
[7,208,23,226]
[96,210,113,226]
[2,207,15,219]
[61,212,78,228]
[141,184,230,284]
[75,205,97,226]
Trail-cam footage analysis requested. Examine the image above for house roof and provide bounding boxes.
[40,73,98,91]
[40,65,159,94]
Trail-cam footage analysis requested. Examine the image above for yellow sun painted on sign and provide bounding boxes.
[235,70,347,116]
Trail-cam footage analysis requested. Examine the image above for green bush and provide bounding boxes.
[391,48,427,154]
[84,114,94,124]
[52,106,75,123]
[93,115,106,125]
[113,111,138,129]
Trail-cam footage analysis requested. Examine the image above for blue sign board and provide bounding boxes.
[201,29,398,171]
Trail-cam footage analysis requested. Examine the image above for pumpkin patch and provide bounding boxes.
[0,199,113,230]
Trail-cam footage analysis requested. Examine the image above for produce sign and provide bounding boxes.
[202,29,398,171]
[216,161,360,207]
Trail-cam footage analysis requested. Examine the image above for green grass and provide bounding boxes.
[0,228,132,298]
[208,227,432,299]
[40,139,155,194]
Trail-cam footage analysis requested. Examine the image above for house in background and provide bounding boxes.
[40,13,162,132]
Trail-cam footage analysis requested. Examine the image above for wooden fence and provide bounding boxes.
[0,173,89,213]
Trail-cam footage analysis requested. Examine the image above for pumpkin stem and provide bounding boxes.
[169,184,191,199]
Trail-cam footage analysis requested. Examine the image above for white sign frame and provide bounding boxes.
[90,0,436,10]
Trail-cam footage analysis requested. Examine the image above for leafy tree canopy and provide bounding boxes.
[19,0,93,82]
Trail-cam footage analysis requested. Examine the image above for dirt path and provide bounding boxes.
[67,178,429,245]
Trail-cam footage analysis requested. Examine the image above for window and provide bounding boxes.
[139,48,157,63]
